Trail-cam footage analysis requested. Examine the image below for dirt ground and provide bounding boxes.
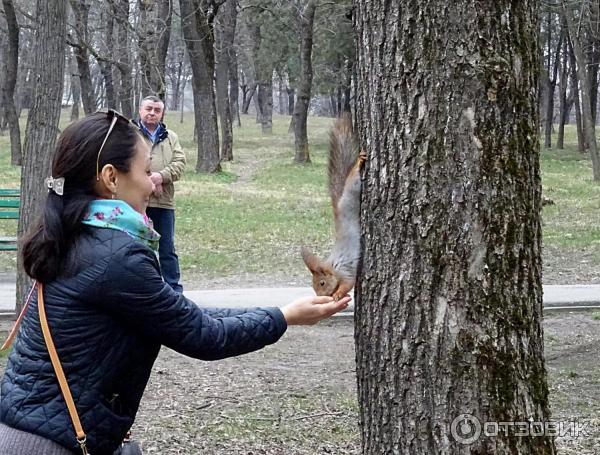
[0,311,598,454]
[132,313,600,454]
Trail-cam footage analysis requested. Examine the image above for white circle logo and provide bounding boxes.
[451,414,482,445]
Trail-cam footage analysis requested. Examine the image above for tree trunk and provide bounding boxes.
[180,0,221,173]
[112,0,134,117]
[138,0,172,99]
[70,0,96,115]
[355,1,555,453]
[16,0,68,312]
[1,0,22,165]
[278,73,286,115]
[557,36,569,150]
[564,2,600,178]
[230,51,241,126]
[100,10,117,110]
[544,31,563,149]
[215,0,235,161]
[293,1,316,163]
[570,48,585,151]
[287,86,295,115]
[242,82,256,114]
[257,76,273,134]
[70,51,81,121]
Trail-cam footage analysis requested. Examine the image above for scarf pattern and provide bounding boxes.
[82,199,160,252]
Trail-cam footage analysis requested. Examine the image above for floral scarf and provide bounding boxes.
[82,199,160,252]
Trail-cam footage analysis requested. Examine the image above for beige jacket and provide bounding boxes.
[143,128,186,210]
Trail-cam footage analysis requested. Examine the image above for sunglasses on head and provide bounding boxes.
[95,109,140,181]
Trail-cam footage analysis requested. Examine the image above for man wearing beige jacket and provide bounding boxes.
[134,95,186,292]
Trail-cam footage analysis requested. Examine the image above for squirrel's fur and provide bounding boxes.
[301,114,364,300]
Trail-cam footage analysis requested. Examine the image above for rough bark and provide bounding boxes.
[354,1,555,453]
[70,0,96,114]
[16,0,68,312]
[293,1,316,163]
[1,0,21,165]
[180,0,221,173]
[564,2,600,178]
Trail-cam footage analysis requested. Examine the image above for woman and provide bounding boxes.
[0,111,350,454]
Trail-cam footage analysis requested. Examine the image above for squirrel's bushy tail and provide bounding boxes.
[328,113,359,210]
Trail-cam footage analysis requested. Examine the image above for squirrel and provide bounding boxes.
[301,114,365,301]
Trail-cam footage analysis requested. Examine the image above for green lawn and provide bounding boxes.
[0,113,598,287]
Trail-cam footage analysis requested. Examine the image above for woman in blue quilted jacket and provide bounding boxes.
[0,111,350,455]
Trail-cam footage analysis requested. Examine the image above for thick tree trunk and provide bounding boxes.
[180,0,221,173]
[355,1,555,454]
[70,0,96,114]
[564,3,600,178]
[1,0,21,165]
[16,0,68,312]
[293,1,316,163]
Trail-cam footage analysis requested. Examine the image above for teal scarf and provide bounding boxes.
[82,199,160,252]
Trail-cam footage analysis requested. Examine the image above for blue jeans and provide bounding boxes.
[146,207,183,293]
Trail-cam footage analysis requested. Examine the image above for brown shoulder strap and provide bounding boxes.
[37,283,90,455]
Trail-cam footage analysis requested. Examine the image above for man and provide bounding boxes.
[134,95,186,292]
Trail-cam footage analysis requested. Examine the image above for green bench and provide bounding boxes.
[0,189,19,251]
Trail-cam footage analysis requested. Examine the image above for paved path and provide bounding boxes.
[0,280,598,316]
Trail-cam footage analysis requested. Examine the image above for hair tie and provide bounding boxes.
[45,176,65,196]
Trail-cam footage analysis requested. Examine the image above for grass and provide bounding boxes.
[0,113,598,286]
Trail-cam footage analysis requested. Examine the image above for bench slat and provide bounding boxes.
[0,211,19,219]
[0,200,19,208]
[0,189,19,197]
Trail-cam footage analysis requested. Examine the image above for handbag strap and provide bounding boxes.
[37,282,90,455]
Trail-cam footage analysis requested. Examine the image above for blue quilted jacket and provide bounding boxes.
[0,227,287,454]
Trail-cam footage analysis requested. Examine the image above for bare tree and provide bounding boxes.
[355,1,555,453]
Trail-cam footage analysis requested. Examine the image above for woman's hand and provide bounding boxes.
[281,295,352,325]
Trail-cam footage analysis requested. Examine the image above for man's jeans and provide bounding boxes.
[146,207,183,293]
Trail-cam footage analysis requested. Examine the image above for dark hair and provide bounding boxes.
[22,112,142,283]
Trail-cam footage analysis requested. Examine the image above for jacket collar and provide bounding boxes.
[133,118,169,145]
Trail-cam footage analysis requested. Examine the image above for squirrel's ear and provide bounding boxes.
[301,246,322,273]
